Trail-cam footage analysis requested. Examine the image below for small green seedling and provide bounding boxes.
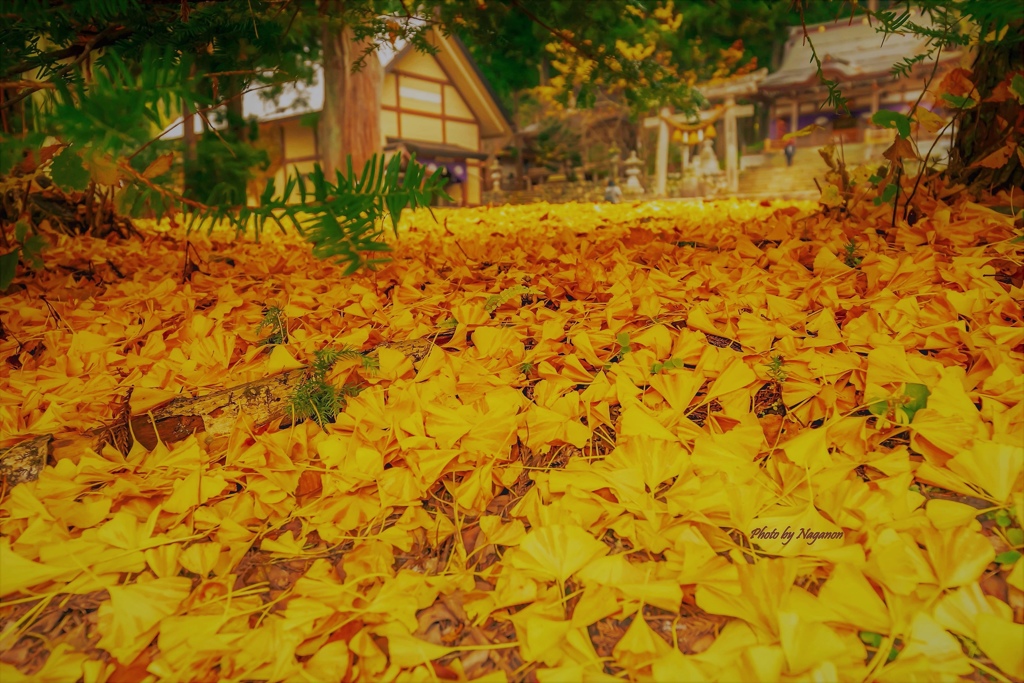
[651,357,685,374]
[765,354,788,383]
[843,239,863,268]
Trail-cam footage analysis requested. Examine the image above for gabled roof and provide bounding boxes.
[760,12,961,92]
[442,32,514,138]
[163,26,513,140]
[384,137,489,160]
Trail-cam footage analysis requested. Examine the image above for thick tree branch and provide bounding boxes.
[1,27,125,111]
[2,27,134,79]
[0,329,461,487]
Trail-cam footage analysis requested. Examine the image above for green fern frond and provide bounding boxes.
[312,345,363,373]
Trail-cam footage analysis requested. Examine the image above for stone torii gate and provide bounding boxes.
[644,69,766,196]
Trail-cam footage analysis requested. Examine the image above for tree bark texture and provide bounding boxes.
[318,23,383,178]
[947,31,1024,193]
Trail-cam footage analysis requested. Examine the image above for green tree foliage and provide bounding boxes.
[457,9,545,105]
[652,0,834,81]
[459,0,841,111]
[1,0,1020,295]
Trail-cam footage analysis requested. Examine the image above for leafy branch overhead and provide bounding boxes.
[298,154,450,275]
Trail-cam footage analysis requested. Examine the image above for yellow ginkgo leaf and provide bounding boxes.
[265,344,304,373]
[920,526,995,589]
[479,515,526,547]
[780,425,831,474]
[383,629,455,669]
[819,183,844,208]
[178,542,221,576]
[911,106,946,134]
[778,611,853,675]
[976,612,1024,679]
[924,499,980,530]
[519,615,574,665]
[619,404,679,442]
[95,577,192,664]
[706,358,756,399]
[0,539,77,597]
[304,640,350,682]
[947,440,1023,503]
[934,582,1012,641]
[816,564,891,634]
[612,611,673,671]
[507,525,609,583]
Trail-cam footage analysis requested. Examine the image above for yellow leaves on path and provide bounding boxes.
[1,194,1022,681]
[96,577,192,663]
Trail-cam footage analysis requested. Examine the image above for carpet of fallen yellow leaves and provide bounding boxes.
[1,194,1023,683]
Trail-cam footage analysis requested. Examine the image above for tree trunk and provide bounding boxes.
[947,33,1023,193]
[319,23,383,178]
[226,74,247,141]
[182,96,198,198]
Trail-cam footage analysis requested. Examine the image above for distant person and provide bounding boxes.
[604,178,623,204]
[784,141,796,167]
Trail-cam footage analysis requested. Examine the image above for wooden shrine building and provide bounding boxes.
[759,11,961,148]
[168,27,513,206]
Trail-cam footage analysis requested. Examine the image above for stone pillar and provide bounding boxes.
[655,106,670,196]
[724,96,739,194]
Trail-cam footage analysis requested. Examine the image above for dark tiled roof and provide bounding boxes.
[761,14,960,91]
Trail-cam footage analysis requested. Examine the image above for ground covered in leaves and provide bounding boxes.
[1,193,1023,682]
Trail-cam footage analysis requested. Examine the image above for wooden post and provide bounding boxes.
[790,101,799,136]
[724,96,739,194]
[655,107,670,196]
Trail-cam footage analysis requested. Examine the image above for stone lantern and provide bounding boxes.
[489,157,503,193]
[623,149,645,195]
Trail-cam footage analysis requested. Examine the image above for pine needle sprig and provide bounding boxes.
[290,345,373,427]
